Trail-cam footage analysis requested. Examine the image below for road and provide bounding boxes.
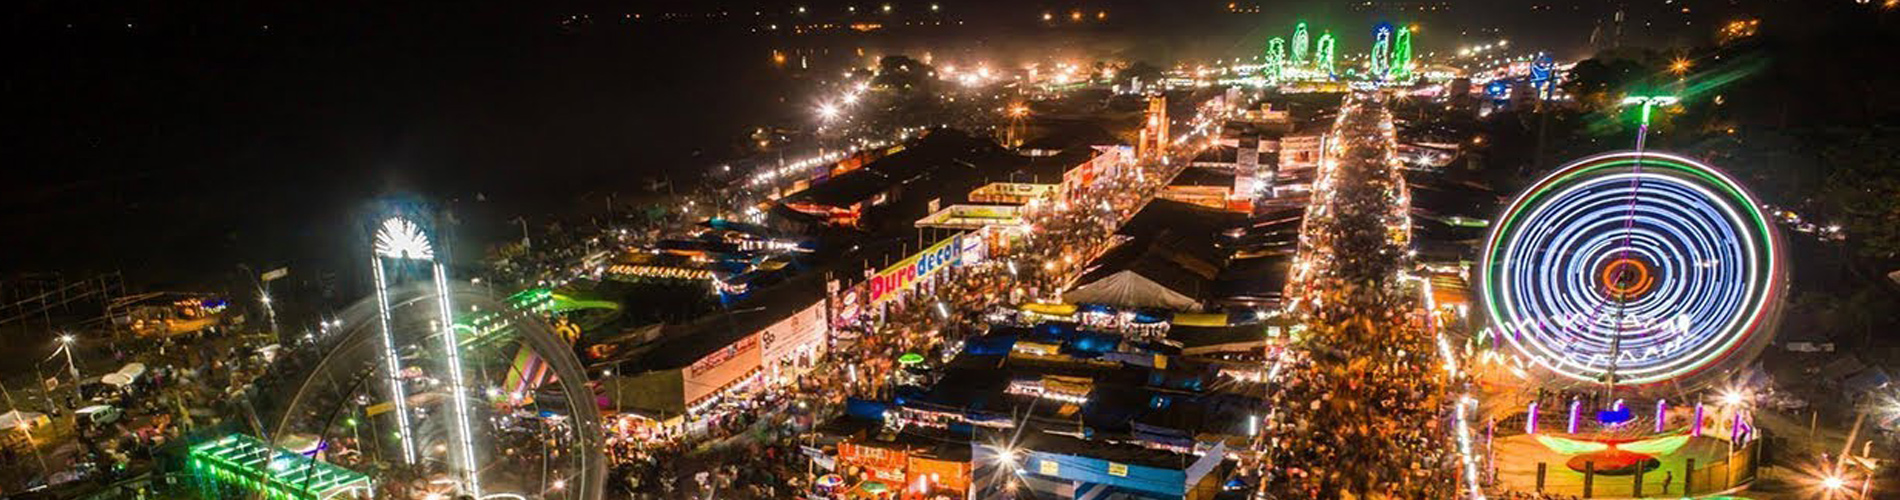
[1253,92,1472,498]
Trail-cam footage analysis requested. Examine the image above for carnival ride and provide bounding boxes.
[191,213,608,500]
[1481,151,1783,392]
[1477,151,1784,495]
[260,282,606,500]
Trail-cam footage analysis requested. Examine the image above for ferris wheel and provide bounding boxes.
[1480,151,1785,391]
[258,282,606,500]
[218,213,608,500]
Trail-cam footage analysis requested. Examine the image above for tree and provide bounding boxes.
[1114,61,1163,87]
[1818,126,1900,259]
[870,55,934,93]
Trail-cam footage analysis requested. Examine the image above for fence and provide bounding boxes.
[1502,438,1758,498]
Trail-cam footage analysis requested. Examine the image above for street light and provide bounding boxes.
[1620,94,1680,128]
[817,103,841,121]
[1719,389,1748,407]
[1669,57,1693,76]
[57,334,79,379]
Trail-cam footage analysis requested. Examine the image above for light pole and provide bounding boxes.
[1600,93,1679,403]
[55,333,81,411]
[1619,94,1679,148]
[56,334,79,381]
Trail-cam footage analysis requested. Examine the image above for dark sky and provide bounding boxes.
[0,0,1757,289]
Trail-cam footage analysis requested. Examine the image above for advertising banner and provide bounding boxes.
[682,334,762,405]
[866,236,962,306]
[761,301,829,366]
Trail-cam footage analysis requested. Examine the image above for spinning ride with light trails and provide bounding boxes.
[1480,151,1785,392]
[260,214,604,500]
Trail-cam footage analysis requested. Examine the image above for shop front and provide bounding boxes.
[760,301,831,384]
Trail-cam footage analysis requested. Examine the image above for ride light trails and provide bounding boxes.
[433,263,481,498]
[370,257,417,465]
[1482,152,1780,386]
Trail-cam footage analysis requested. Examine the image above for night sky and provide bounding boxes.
[0,0,1768,288]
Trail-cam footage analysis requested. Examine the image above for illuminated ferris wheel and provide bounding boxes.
[257,215,604,500]
[1480,151,1785,391]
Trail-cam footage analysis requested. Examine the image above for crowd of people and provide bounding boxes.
[589,143,1176,499]
[1256,93,1468,498]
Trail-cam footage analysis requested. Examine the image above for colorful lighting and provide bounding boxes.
[1390,26,1413,80]
[1263,37,1287,81]
[1526,401,1538,434]
[1656,400,1669,432]
[1370,23,1393,79]
[1693,402,1705,436]
[188,433,370,500]
[1568,400,1581,433]
[1481,152,1781,387]
[369,249,417,464]
[1314,32,1336,76]
[1290,22,1310,66]
[433,263,481,498]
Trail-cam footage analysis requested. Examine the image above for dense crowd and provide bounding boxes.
[594,144,1175,499]
[1258,93,1466,498]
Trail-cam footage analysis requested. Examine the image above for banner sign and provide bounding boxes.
[761,301,829,366]
[867,236,962,306]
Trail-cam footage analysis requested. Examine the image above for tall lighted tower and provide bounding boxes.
[1370,23,1393,80]
[1315,31,1337,77]
[1264,37,1287,82]
[1391,27,1413,80]
[368,209,482,497]
[1138,95,1169,158]
[1291,22,1310,67]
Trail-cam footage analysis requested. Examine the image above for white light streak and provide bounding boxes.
[374,217,435,260]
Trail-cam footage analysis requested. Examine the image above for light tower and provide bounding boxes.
[1291,22,1310,68]
[368,209,482,497]
[1004,102,1030,148]
[1371,23,1393,80]
[1315,31,1336,77]
[1138,95,1169,159]
[1264,37,1287,82]
[1391,26,1413,80]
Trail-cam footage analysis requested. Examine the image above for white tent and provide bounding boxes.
[1063,271,1202,311]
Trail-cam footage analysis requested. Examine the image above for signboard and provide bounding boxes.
[915,204,1026,230]
[970,182,1057,204]
[760,301,829,367]
[1108,462,1129,477]
[1039,459,1061,476]
[682,333,762,405]
[866,236,962,306]
[1234,137,1259,202]
[960,229,988,265]
[1280,135,1323,169]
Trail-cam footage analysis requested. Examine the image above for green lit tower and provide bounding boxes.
[1264,37,1287,81]
[1392,27,1414,80]
[1316,31,1336,77]
[1371,23,1393,80]
[1291,22,1310,67]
